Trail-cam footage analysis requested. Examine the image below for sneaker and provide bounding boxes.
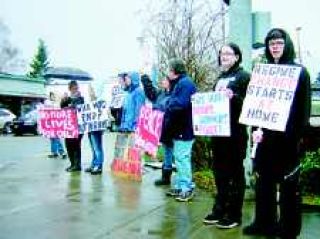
[66,166,81,172]
[203,212,221,225]
[175,190,195,202]
[166,189,182,197]
[216,218,239,229]
[90,166,102,175]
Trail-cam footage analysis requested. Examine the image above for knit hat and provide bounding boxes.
[168,58,187,75]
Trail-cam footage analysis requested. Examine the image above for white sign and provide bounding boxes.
[192,92,230,136]
[76,100,109,133]
[239,64,301,131]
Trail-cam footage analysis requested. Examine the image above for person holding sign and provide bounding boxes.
[84,83,106,175]
[61,80,85,172]
[203,43,250,229]
[243,29,311,239]
[161,58,197,202]
[141,74,174,186]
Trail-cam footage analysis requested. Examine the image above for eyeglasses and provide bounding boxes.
[220,52,235,56]
[269,40,285,47]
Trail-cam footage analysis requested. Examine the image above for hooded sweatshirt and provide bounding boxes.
[120,72,145,132]
[264,28,311,140]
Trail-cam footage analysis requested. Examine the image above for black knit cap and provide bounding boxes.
[168,58,187,75]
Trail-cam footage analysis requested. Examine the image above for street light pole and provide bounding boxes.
[296,26,302,63]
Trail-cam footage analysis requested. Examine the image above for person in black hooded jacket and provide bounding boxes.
[203,43,250,229]
[141,74,174,186]
[243,28,311,239]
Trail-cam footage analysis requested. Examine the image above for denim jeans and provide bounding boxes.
[163,144,173,170]
[172,140,194,192]
[50,138,65,155]
[88,131,104,168]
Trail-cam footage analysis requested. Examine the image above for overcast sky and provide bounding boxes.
[1,0,320,79]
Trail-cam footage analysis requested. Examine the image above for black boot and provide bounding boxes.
[154,169,172,186]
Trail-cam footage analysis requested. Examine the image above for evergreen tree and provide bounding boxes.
[27,39,49,78]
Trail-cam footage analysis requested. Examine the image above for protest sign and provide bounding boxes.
[76,100,109,134]
[110,85,126,109]
[239,64,301,131]
[111,133,142,181]
[192,92,230,136]
[134,105,164,156]
[38,108,79,138]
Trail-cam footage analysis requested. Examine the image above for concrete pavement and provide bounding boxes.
[0,134,319,239]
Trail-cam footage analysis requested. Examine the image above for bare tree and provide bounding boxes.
[141,0,225,90]
[0,20,26,74]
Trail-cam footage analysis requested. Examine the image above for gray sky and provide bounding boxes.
[1,0,320,79]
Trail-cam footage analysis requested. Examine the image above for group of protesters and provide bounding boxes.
[43,28,310,239]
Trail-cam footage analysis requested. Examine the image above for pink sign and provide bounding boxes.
[135,105,164,156]
[38,109,79,138]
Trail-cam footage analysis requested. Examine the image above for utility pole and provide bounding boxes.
[296,26,302,63]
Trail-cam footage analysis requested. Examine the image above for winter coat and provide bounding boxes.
[120,72,145,132]
[211,66,250,171]
[160,74,197,143]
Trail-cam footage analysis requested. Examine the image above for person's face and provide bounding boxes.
[220,46,238,70]
[69,85,79,95]
[168,70,177,80]
[161,78,170,90]
[124,76,131,87]
[268,38,285,62]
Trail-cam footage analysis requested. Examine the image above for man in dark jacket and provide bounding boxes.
[61,80,84,172]
[141,74,173,186]
[161,58,197,202]
[243,28,311,239]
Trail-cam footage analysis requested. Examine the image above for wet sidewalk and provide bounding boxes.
[0,135,319,239]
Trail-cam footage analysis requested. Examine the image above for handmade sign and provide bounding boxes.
[76,100,109,134]
[192,92,230,136]
[111,133,142,181]
[38,108,79,138]
[239,64,301,131]
[110,85,126,109]
[134,105,164,156]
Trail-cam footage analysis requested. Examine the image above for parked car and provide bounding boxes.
[12,109,39,136]
[0,108,16,134]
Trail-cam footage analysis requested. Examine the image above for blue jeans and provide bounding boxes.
[88,131,104,168]
[172,140,195,192]
[50,138,65,155]
[163,144,173,170]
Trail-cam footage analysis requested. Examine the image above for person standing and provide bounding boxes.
[203,43,250,229]
[85,84,105,175]
[61,80,84,172]
[141,74,174,186]
[45,92,67,159]
[119,72,145,132]
[161,58,197,202]
[243,28,311,239]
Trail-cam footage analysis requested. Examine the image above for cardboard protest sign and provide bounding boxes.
[110,85,126,109]
[192,92,230,136]
[134,105,164,156]
[76,100,109,134]
[111,133,142,181]
[239,64,301,131]
[38,108,79,138]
